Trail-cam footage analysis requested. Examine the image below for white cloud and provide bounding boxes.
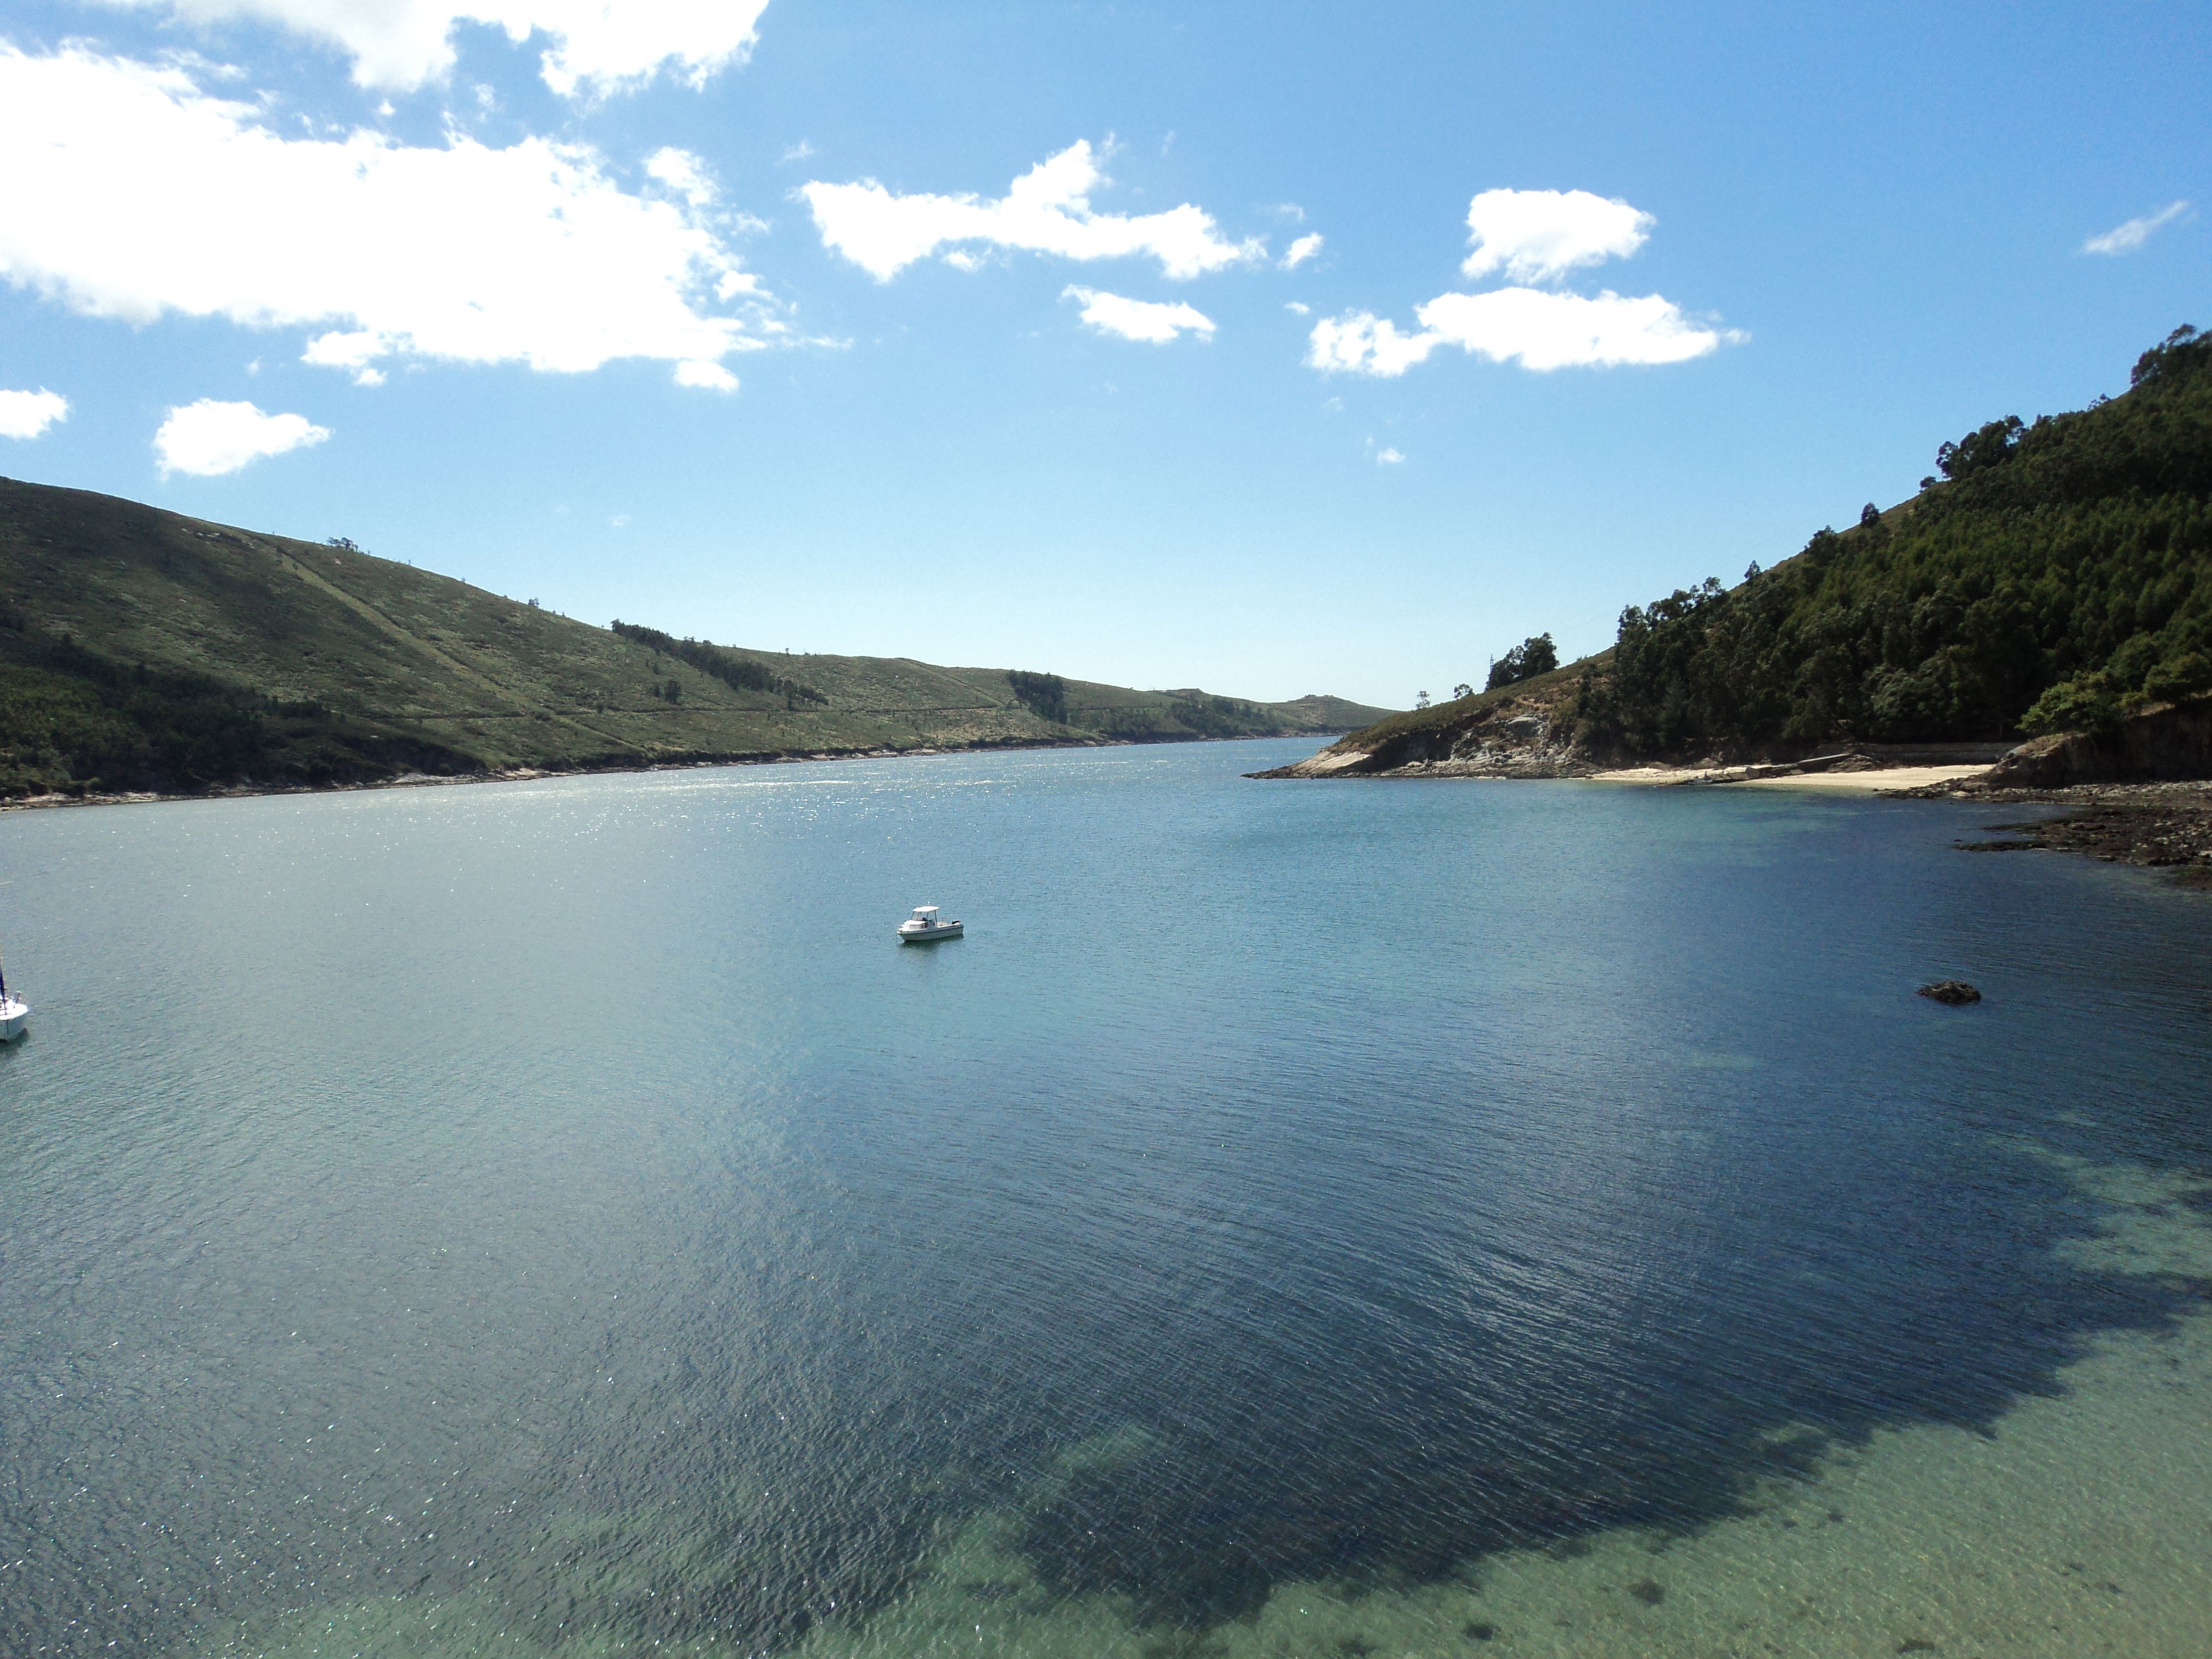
[1421,288,1733,368]
[1308,289,1736,377]
[1375,446,1405,466]
[154,398,329,476]
[300,328,382,369]
[1311,186,1733,378]
[1307,312,1442,377]
[0,387,69,440]
[1284,300,1310,316]
[674,358,738,390]
[2083,201,2189,256]
[1062,285,1215,343]
[108,0,772,97]
[1461,187,1652,283]
[1281,232,1324,270]
[0,46,778,387]
[779,139,815,164]
[645,146,715,207]
[801,140,1260,282]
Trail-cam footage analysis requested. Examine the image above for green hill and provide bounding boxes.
[1304,325,2211,774]
[1578,324,2212,758]
[0,478,1389,797]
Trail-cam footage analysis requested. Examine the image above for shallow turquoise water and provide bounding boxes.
[2,740,2210,1656]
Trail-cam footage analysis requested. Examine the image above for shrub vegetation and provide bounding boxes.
[611,621,828,707]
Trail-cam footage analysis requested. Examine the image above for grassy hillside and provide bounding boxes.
[0,479,1389,796]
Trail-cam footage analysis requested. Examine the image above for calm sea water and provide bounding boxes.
[3,739,2210,1658]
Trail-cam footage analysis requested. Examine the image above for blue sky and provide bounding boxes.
[0,2,2204,707]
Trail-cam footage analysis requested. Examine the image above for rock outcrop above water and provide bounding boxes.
[1249,680,1595,779]
[1940,782,2212,890]
[1917,981,1983,1005]
[1967,698,2212,789]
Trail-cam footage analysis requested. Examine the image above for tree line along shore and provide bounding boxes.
[1271,326,2212,800]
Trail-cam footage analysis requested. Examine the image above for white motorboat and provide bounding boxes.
[896,905,964,944]
[0,945,25,1041]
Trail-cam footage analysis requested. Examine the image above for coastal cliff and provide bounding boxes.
[1251,668,1595,779]
[1970,698,2212,789]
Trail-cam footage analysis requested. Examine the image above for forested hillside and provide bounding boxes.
[0,479,1386,797]
[1577,326,2212,757]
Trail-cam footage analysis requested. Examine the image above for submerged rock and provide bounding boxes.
[1918,980,1983,1005]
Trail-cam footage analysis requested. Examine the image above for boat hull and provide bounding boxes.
[898,924,964,943]
[0,1000,27,1041]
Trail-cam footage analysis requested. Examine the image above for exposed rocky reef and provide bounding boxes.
[1918,981,1984,1005]
[1938,781,2212,891]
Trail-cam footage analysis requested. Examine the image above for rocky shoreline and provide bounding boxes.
[1249,689,2212,895]
[1919,780,2212,891]
[1246,691,1594,779]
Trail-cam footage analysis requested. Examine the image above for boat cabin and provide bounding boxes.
[897,904,964,942]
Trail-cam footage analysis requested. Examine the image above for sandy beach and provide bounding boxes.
[1588,764,1994,794]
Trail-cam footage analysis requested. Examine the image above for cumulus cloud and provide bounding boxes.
[674,358,738,390]
[1310,289,1734,376]
[107,0,771,97]
[1310,186,1734,378]
[154,398,329,476]
[644,145,715,207]
[1374,446,1405,466]
[0,387,69,440]
[1062,286,1215,343]
[1307,312,1441,377]
[1461,187,1652,283]
[1281,232,1324,270]
[0,46,778,387]
[1422,288,1734,368]
[2083,201,2190,256]
[801,140,1260,282]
